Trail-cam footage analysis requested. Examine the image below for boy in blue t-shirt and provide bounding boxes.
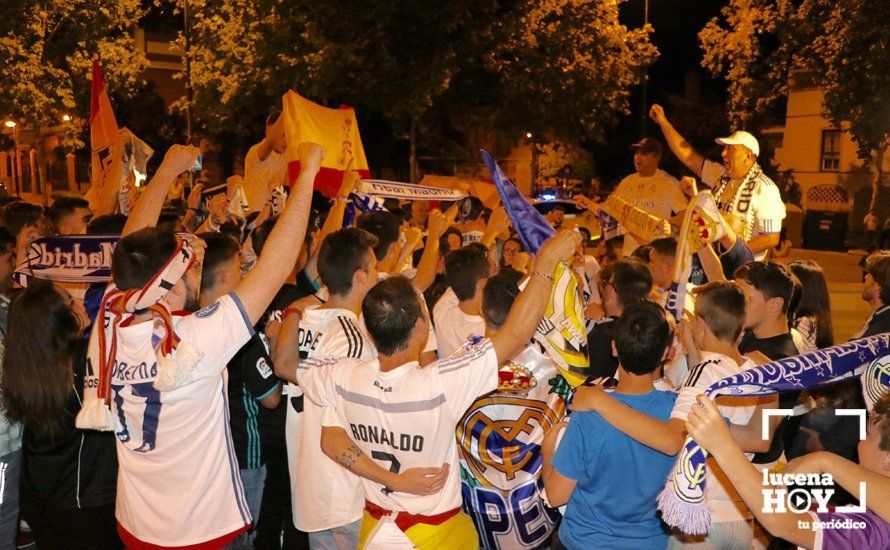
[543,299,677,549]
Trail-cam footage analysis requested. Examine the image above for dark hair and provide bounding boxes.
[112,227,178,290]
[0,226,14,254]
[252,214,317,256]
[630,244,651,262]
[357,211,401,261]
[362,276,424,355]
[200,232,241,291]
[2,280,80,439]
[2,201,43,237]
[439,227,463,257]
[691,281,747,343]
[609,259,653,307]
[445,247,491,301]
[614,299,672,375]
[866,252,890,305]
[789,260,834,348]
[460,196,484,221]
[157,209,185,234]
[649,237,678,259]
[482,268,523,330]
[87,214,127,235]
[318,228,378,296]
[47,197,89,229]
[734,261,795,314]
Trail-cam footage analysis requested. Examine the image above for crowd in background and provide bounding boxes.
[0,103,884,550]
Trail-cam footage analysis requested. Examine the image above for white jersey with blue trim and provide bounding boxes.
[298,338,499,516]
[286,307,374,532]
[107,292,254,546]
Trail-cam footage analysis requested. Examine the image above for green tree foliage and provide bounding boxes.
[489,0,657,144]
[699,0,889,164]
[0,0,148,138]
[184,0,657,166]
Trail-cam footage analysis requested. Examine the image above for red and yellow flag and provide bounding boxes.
[90,58,119,189]
[282,90,371,197]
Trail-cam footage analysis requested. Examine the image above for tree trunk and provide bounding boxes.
[870,147,885,214]
[34,124,50,206]
[409,116,417,183]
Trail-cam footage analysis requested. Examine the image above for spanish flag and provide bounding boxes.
[282,90,371,197]
[90,58,119,189]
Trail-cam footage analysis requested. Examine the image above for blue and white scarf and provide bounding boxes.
[14,235,118,286]
[659,333,890,534]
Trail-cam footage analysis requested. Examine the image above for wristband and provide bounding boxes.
[283,307,304,322]
[532,270,555,282]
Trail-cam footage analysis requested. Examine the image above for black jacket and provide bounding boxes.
[21,340,118,511]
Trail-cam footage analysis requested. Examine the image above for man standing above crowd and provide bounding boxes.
[613,137,687,256]
[243,109,288,214]
[649,104,785,260]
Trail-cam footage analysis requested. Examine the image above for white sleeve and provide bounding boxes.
[700,160,725,188]
[753,182,786,234]
[177,292,253,379]
[436,338,499,417]
[670,358,721,421]
[296,356,344,408]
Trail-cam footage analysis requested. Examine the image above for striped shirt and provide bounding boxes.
[298,338,499,516]
[286,307,374,532]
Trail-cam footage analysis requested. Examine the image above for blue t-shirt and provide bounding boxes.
[553,389,677,550]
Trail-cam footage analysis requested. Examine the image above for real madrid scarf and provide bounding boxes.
[600,194,671,244]
[711,163,762,242]
[658,333,890,535]
[14,235,119,287]
[76,237,203,430]
[664,191,724,321]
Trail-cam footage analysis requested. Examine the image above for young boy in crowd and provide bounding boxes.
[199,232,282,548]
[732,261,800,467]
[587,259,653,379]
[572,281,774,548]
[542,299,677,549]
[274,227,380,548]
[686,391,890,549]
[433,246,492,357]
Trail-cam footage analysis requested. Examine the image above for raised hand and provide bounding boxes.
[187,183,205,210]
[159,144,201,177]
[685,394,734,453]
[427,208,451,239]
[538,229,581,266]
[649,104,667,125]
[337,170,361,199]
[298,142,325,171]
[680,176,699,198]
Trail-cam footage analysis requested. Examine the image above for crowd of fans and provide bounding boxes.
[0,104,885,550]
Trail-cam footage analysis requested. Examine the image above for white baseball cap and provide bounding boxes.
[715,131,760,157]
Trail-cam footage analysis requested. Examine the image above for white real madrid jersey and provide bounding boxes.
[285,307,374,532]
[108,292,253,546]
[298,339,499,516]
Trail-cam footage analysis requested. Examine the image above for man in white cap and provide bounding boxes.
[649,104,786,260]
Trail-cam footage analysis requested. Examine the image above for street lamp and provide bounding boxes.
[4,120,18,195]
[62,114,71,122]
